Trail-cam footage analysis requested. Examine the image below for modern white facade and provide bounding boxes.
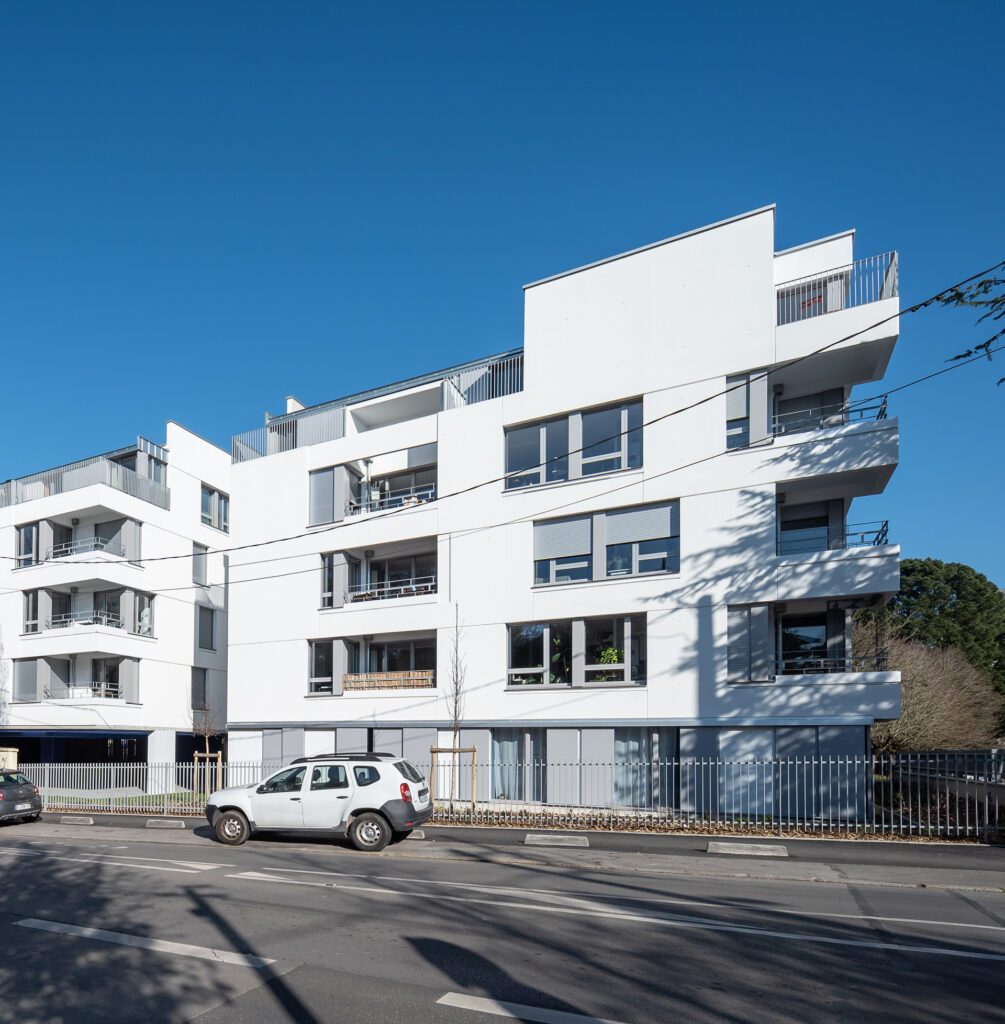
[221,205,902,796]
[0,424,230,762]
[0,206,902,789]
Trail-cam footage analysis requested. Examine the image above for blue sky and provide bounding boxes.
[1,2,1003,583]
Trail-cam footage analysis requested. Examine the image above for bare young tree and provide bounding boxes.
[446,606,466,808]
[191,696,225,757]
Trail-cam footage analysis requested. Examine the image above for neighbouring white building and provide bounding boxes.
[0,424,230,763]
[222,204,902,804]
[0,206,902,803]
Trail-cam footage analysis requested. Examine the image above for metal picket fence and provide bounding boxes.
[15,751,1003,840]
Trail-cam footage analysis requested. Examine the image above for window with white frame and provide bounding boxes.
[201,485,229,532]
[534,502,680,585]
[505,399,642,490]
[321,553,335,608]
[507,615,646,687]
[309,640,333,693]
[15,522,38,568]
[23,590,39,634]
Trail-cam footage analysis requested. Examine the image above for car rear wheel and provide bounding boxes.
[215,810,250,846]
[349,812,391,852]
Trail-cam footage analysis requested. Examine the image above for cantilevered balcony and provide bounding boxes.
[775,252,898,326]
[345,478,437,516]
[48,536,124,559]
[777,520,889,557]
[771,396,887,436]
[775,651,889,675]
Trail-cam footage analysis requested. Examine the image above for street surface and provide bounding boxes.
[1,819,1004,1023]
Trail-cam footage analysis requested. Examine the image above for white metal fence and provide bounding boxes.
[16,752,1003,839]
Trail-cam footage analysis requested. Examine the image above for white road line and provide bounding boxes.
[246,866,1005,934]
[0,847,224,872]
[16,919,274,968]
[226,870,1005,963]
[437,992,626,1024]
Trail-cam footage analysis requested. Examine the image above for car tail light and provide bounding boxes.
[0,792,4,800]
[34,787,39,795]
[400,782,412,803]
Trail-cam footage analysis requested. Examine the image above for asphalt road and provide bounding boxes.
[2,822,1004,1023]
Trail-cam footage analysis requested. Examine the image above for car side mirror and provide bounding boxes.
[256,785,267,794]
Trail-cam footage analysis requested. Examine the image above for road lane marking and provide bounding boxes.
[225,870,1005,962]
[242,866,1005,935]
[438,992,625,1023]
[0,848,222,873]
[16,919,274,968]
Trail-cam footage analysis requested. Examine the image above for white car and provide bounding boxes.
[205,752,432,851]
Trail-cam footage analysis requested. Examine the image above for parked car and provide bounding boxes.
[205,752,433,851]
[0,772,42,823]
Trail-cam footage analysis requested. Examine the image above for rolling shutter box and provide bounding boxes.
[726,376,749,420]
[533,515,592,559]
[605,503,678,545]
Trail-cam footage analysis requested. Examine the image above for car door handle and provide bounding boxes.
[336,795,349,799]
[290,797,301,801]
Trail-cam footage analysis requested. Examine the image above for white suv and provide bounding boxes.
[205,752,432,851]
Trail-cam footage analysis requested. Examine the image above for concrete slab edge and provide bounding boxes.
[706,841,788,857]
[59,816,93,825]
[525,834,590,848]
[146,819,186,830]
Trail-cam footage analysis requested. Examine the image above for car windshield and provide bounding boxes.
[0,773,30,786]
[394,760,424,784]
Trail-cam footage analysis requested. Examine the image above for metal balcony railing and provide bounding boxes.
[777,520,890,556]
[345,484,437,516]
[343,669,436,691]
[346,575,438,603]
[776,252,898,326]
[0,456,170,510]
[47,610,123,630]
[231,349,524,463]
[47,537,124,560]
[775,650,890,675]
[771,396,888,436]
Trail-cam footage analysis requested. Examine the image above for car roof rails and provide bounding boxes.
[290,752,398,764]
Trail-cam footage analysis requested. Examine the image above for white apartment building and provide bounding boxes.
[0,424,230,763]
[0,206,901,798]
[220,205,902,804]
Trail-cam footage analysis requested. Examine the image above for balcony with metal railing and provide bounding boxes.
[231,348,523,463]
[775,252,898,326]
[774,651,890,676]
[0,453,170,510]
[346,574,438,603]
[47,610,123,631]
[345,484,437,517]
[47,536,124,560]
[772,396,888,436]
[777,520,890,557]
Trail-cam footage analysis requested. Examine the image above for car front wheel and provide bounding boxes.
[349,812,391,852]
[215,810,250,846]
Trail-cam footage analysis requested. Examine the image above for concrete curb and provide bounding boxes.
[59,816,93,825]
[145,819,186,830]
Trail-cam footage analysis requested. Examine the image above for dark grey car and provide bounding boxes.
[0,772,41,823]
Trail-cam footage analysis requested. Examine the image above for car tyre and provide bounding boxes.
[349,812,391,852]
[215,810,250,846]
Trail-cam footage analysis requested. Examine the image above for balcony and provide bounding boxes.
[43,684,123,700]
[777,520,889,557]
[48,536,123,560]
[775,252,898,326]
[345,483,436,517]
[231,348,524,462]
[347,574,437,603]
[343,670,436,691]
[47,609,123,631]
[775,651,889,676]
[772,396,887,436]
[0,452,169,510]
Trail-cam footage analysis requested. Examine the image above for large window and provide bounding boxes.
[508,615,645,687]
[23,590,38,634]
[505,399,642,490]
[192,543,208,585]
[201,485,229,533]
[135,593,154,636]
[15,522,38,568]
[310,640,334,693]
[534,502,680,585]
[367,639,435,674]
[491,728,547,802]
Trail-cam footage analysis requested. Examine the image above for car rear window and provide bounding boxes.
[0,773,30,786]
[394,761,424,784]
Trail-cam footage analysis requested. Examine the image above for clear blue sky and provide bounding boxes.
[1,2,1002,584]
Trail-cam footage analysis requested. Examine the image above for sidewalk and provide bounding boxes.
[6,814,1004,894]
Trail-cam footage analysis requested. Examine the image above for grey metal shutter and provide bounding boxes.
[533,515,592,559]
[262,729,283,763]
[373,728,403,757]
[13,659,38,702]
[120,658,139,703]
[726,376,749,419]
[605,504,674,545]
[727,607,751,682]
[309,467,335,526]
[47,658,70,697]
